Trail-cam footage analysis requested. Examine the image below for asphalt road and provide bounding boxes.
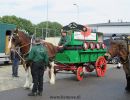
[0,66,130,100]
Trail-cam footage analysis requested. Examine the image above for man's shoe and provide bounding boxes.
[28,92,37,96]
[38,92,42,96]
[14,75,19,77]
[12,75,15,77]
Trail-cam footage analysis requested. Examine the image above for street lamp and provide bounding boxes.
[73,3,79,23]
[46,0,49,38]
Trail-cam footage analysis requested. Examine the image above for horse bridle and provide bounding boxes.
[10,31,34,61]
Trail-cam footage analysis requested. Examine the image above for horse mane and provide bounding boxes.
[19,29,31,38]
[19,29,29,35]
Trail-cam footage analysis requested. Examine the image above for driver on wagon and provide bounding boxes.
[58,31,71,51]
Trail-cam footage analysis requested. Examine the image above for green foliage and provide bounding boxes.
[0,15,62,37]
[36,21,62,37]
[0,15,35,34]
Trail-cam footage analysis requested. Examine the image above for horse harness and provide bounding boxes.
[11,32,34,62]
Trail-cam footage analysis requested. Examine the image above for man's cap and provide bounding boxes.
[35,38,41,44]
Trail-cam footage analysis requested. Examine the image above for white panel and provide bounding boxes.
[74,32,97,40]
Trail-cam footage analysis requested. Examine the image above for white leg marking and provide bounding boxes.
[24,68,31,89]
[49,61,55,84]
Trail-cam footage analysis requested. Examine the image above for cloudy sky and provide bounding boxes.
[0,0,130,25]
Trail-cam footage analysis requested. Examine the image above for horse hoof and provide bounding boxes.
[50,81,55,85]
[117,66,121,69]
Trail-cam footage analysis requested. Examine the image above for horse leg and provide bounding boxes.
[24,68,33,89]
[122,62,130,92]
[49,61,56,84]
[125,74,130,92]
[24,68,30,89]
[22,61,31,89]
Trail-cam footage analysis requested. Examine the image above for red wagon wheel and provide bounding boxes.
[95,56,107,77]
[76,67,84,81]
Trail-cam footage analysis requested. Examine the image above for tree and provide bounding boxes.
[0,15,63,37]
[36,21,62,37]
[0,15,35,35]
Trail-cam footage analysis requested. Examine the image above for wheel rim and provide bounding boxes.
[95,56,107,77]
[77,67,84,81]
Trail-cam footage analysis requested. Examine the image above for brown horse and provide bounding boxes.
[8,29,57,89]
[105,38,130,92]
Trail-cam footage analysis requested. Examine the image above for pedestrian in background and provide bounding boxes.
[10,47,20,77]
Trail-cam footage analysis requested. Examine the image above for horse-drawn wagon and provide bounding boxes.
[54,22,107,81]
[8,22,107,87]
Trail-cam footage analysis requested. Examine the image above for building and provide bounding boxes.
[89,22,130,38]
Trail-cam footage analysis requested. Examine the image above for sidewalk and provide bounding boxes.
[0,64,51,91]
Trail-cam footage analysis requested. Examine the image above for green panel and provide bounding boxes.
[79,49,107,53]
[79,49,106,63]
[98,52,106,57]
[55,48,107,64]
[80,53,89,62]
[55,50,80,63]
[55,53,70,62]
[0,23,16,53]
[69,40,83,46]
[90,53,98,62]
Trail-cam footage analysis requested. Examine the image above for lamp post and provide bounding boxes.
[73,3,79,23]
[46,0,48,38]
